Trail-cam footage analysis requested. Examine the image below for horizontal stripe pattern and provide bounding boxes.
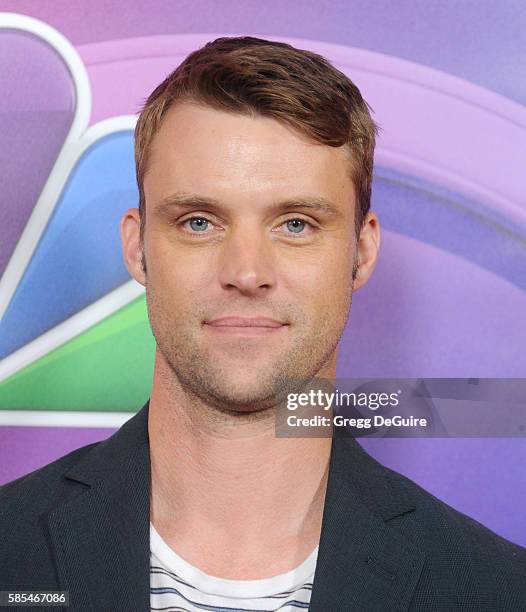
[150,523,317,611]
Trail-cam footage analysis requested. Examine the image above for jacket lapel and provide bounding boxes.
[309,433,425,611]
[44,402,424,611]
[45,403,151,611]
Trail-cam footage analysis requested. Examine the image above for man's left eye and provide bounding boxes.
[285,219,306,233]
[188,217,210,232]
[280,218,314,235]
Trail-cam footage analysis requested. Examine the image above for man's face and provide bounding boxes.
[122,102,378,413]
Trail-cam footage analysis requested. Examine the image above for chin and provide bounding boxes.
[206,381,278,412]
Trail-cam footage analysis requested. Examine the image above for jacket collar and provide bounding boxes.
[308,429,425,610]
[46,403,151,611]
[45,401,424,611]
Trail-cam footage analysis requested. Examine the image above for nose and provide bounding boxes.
[217,225,276,296]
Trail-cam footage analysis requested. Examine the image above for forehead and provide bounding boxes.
[144,102,354,207]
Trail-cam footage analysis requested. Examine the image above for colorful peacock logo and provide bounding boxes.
[0,13,153,420]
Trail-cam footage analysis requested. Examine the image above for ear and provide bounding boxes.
[120,208,146,286]
[353,211,380,291]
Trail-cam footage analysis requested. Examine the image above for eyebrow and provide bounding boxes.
[154,191,342,217]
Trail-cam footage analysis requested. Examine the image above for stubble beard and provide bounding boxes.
[144,266,356,420]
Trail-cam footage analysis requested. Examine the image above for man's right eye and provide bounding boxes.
[182,217,211,232]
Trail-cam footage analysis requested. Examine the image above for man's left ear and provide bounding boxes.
[353,211,380,291]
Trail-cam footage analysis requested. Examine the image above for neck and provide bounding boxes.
[148,351,334,578]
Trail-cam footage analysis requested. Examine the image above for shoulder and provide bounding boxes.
[0,441,100,520]
[382,461,526,605]
[0,406,148,530]
[386,462,525,552]
[0,441,103,588]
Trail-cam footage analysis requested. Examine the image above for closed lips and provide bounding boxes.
[205,317,285,327]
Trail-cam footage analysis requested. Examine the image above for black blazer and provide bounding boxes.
[1,401,525,611]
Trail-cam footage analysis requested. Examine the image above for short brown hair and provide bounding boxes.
[135,36,378,242]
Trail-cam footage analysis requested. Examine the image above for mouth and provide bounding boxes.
[203,316,289,335]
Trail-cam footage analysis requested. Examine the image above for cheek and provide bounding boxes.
[285,250,353,316]
[149,239,209,292]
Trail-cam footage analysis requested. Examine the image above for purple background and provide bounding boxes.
[1,0,525,105]
[0,1,525,546]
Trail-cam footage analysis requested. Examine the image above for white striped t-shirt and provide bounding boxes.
[150,522,318,611]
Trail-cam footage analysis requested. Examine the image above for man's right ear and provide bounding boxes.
[120,208,146,286]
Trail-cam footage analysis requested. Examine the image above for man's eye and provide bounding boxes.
[286,219,305,233]
[183,217,211,232]
[281,218,312,235]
